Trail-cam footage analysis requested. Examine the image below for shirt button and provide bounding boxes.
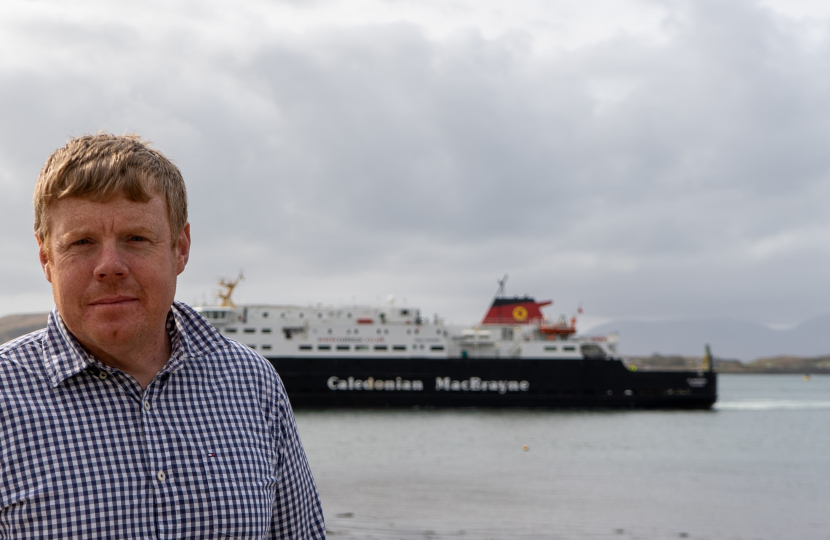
[157,471,166,482]
[98,371,108,380]
[144,401,152,411]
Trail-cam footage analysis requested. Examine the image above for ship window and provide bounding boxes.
[263,312,269,318]
[262,328,272,333]
[393,345,406,351]
[318,313,323,318]
[299,313,304,318]
[563,346,576,351]
[436,330,441,335]
[347,313,352,318]
[244,328,256,333]
[407,329,411,335]
[247,344,256,349]
[262,345,272,350]
[281,312,286,318]
[224,328,237,334]
[401,309,409,316]
[318,345,331,351]
[582,344,607,359]
[299,345,312,351]
[283,326,305,339]
[384,329,389,334]
[355,345,369,351]
[354,329,359,335]
[327,329,332,334]
[545,346,557,351]
[374,345,388,351]
[430,345,445,351]
[336,345,350,351]
[377,329,382,334]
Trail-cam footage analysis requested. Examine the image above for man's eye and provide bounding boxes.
[129,236,147,242]
[73,239,90,246]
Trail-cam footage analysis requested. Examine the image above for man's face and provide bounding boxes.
[38,194,190,358]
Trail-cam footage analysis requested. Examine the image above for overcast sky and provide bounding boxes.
[2,0,830,331]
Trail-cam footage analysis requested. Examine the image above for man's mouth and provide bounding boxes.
[89,296,138,306]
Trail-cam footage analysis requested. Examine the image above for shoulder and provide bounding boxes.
[0,329,48,382]
[0,330,51,429]
[172,301,287,403]
[215,338,284,391]
[0,327,45,355]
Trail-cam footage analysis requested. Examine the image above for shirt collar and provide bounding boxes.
[41,301,228,387]
[165,301,228,372]
[41,308,95,387]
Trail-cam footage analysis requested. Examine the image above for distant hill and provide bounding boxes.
[588,313,830,361]
[3,310,830,366]
[0,313,49,345]
[626,353,830,374]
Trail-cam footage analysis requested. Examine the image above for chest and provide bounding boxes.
[0,369,280,539]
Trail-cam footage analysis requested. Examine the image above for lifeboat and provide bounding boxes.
[539,315,577,338]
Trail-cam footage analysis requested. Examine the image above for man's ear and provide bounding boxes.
[176,223,191,275]
[36,235,52,283]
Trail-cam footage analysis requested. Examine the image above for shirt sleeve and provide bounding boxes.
[269,382,326,539]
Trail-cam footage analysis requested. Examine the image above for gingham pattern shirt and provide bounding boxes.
[0,301,325,539]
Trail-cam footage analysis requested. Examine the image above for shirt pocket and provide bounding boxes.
[202,447,278,539]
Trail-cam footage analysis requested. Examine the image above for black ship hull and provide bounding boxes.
[267,356,717,409]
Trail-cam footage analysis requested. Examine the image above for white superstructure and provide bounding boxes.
[195,281,618,361]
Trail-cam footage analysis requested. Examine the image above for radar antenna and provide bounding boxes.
[495,274,508,298]
[218,271,244,307]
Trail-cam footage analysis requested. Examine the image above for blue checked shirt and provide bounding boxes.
[0,302,325,539]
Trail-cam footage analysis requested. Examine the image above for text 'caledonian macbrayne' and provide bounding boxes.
[327,376,530,394]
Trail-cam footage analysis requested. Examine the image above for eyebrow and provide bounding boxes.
[56,224,160,241]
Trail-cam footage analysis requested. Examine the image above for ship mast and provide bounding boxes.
[495,274,508,299]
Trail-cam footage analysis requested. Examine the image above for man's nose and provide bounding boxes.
[94,241,128,279]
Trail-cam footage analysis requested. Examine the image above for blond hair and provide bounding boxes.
[34,133,188,246]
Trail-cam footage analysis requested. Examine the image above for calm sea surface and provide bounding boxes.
[294,375,830,540]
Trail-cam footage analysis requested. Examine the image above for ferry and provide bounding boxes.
[196,276,717,409]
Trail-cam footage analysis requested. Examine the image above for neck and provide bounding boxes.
[81,327,172,390]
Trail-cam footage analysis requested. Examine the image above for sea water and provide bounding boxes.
[295,374,830,540]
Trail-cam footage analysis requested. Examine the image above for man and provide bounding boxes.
[0,133,326,538]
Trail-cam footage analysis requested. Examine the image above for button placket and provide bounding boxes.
[142,384,171,496]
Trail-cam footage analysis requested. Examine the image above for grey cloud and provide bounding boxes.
[2,0,830,329]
